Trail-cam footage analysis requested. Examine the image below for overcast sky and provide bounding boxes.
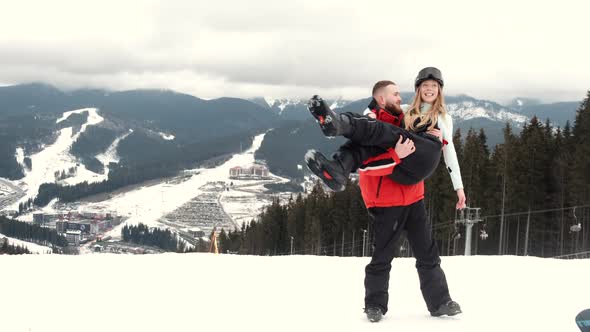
[0,0,588,103]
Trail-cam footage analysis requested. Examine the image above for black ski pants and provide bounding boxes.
[364,200,451,314]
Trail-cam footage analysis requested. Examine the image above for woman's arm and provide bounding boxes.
[440,114,467,209]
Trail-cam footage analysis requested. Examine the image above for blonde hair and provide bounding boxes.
[405,82,447,131]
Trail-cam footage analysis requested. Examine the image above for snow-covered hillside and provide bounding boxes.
[95,130,133,177]
[68,132,288,239]
[0,255,587,332]
[8,108,108,208]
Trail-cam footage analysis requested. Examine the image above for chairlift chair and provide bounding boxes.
[570,207,582,233]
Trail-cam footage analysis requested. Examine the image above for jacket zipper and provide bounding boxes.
[376,176,383,199]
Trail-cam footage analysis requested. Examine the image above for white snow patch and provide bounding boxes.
[448,106,491,121]
[496,110,528,123]
[0,255,587,332]
[96,131,132,177]
[14,147,26,169]
[159,132,175,140]
[276,98,302,113]
[264,97,276,108]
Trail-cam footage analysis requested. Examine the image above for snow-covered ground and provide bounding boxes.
[6,108,108,210]
[0,255,587,332]
[0,233,52,254]
[220,179,291,228]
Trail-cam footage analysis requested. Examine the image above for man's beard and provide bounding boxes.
[385,102,403,115]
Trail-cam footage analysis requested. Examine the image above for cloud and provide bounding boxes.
[0,0,588,102]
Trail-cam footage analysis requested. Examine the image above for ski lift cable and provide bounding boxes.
[432,204,590,231]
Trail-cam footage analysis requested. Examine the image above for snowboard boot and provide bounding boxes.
[364,307,383,323]
[430,300,462,317]
[307,95,352,137]
[304,149,350,192]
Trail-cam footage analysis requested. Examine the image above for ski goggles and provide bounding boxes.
[414,67,444,89]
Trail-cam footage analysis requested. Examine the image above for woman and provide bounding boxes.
[403,67,466,208]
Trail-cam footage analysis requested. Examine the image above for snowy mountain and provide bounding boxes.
[445,95,528,125]
[1,254,588,332]
[250,97,354,121]
[0,83,278,182]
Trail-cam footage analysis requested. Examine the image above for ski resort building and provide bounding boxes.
[229,165,270,179]
[65,230,82,246]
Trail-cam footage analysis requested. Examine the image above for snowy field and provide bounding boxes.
[219,178,292,228]
[0,255,588,332]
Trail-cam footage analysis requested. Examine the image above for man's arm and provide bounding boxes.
[365,136,415,176]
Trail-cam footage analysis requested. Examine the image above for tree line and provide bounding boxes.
[0,216,68,248]
[122,223,214,253]
[0,240,32,255]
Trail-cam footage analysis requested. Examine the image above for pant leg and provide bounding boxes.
[343,112,408,149]
[403,200,452,312]
[335,140,387,173]
[364,206,411,314]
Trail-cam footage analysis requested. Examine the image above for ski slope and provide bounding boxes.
[7,108,107,209]
[0,255,587,332]
[83,132,287,238]
[95,130,132,177]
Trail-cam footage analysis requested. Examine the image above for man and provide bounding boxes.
[306,81,461,322]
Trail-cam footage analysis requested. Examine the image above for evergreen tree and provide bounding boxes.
[571,91,590,204]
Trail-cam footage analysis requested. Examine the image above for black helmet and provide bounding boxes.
[414,67,444,89]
